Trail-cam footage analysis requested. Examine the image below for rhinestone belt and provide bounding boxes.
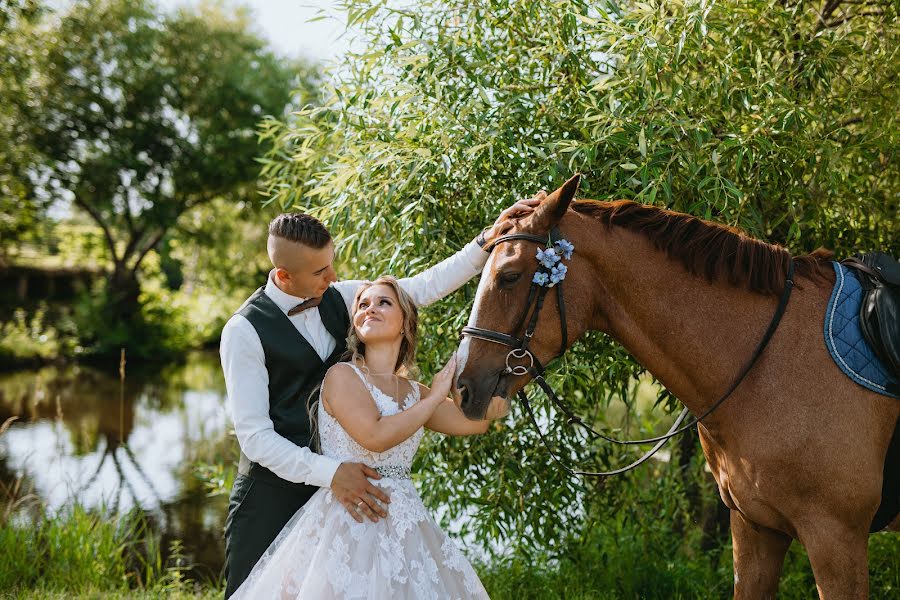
[375,465,411,480]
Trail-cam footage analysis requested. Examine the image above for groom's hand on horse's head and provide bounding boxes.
[479,190,548,249]
[331,462,390,523]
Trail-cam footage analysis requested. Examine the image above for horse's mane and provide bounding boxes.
[572,200,835,295]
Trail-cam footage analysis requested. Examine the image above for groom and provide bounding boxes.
[220,195,544,597]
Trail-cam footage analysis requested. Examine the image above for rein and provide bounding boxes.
[461,228,796,477]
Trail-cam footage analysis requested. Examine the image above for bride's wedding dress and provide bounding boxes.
[232,363,490,599]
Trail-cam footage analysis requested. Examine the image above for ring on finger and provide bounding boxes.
[357,500,365,510]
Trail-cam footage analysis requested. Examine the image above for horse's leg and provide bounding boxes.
[799,519,869,599]
[730,510,791,599]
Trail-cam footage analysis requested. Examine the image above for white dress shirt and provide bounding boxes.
[220,241,488,488]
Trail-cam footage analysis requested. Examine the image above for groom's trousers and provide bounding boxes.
[223,470,318,598]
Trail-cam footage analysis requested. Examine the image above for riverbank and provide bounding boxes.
[1,504,897,599]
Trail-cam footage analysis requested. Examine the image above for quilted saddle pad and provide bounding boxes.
[823,262,899,399]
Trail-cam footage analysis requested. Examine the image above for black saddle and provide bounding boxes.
[839,252,899,532]
[841,252,900,385]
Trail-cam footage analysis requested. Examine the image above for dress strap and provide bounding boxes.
[344,362,374,396]
[345,362,417,409]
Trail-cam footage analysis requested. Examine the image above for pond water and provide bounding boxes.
[0,351,232,579]
[0,351,679,581]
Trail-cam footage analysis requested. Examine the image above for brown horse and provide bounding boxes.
[455,175,899,598]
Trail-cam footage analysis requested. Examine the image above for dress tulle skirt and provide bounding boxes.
[231,477,490,599]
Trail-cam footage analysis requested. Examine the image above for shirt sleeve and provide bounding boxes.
[220,314,341,488]
[334,240,488,311]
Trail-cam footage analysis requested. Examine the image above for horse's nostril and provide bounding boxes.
[459,385,470,408]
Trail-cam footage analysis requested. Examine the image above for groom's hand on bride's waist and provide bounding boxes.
[331,462,391,524]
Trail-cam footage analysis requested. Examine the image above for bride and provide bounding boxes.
[232,275,494,599]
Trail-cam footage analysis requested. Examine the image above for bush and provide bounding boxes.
[72,280,234,361]
[0,306,62,365]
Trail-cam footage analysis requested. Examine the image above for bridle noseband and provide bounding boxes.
[460,227,796,478]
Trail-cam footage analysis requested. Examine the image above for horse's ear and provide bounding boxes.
[532,174,581,228]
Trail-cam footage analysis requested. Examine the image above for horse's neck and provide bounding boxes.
[579,225,779,414]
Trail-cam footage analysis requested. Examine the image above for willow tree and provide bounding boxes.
[14,0,299,349]
[259,0,899,556]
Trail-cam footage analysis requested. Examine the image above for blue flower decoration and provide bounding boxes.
[548,264,567,286]
[532,272,550,286]
[536,247,560,269]
[555,239,575,260]
[532,238,574,288]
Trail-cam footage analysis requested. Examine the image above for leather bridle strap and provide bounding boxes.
[517,388,690,477]
[530,257,795,447]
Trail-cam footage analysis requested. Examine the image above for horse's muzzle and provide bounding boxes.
[458,371,512,420]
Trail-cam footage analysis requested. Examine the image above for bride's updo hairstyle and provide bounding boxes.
[347,276,419,377]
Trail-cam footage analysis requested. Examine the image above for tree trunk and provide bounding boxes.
[107,264,141,325]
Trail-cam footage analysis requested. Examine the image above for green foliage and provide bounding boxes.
[0,306,63,363]
[258,0,900,561]
[72,278,233,359]
[0,1,47,257]
[165,196,280,295]
[4,0,307,357]
[478,523,900,599]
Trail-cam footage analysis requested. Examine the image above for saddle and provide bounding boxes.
[831,252,900,533]
[841,252,900,389]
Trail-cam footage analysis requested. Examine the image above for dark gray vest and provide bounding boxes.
[236,284,350,488]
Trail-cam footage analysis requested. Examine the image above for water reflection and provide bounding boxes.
[0,352,233,578]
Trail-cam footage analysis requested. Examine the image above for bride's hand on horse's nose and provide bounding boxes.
[429,354,458,401]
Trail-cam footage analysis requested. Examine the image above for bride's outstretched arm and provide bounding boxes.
[421,383,491,436]
[322,362,452,453]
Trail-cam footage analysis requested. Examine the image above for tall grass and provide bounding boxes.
[478,523,899,599]
[475,444,900,600]
[479,515,900,600]
[0,503,222,597]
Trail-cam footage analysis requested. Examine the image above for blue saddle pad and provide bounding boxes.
[824,262,899,399]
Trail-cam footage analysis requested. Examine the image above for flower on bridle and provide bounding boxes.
[532,271,550,286]
[532,238,575,287]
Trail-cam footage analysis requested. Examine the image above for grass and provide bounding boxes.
[0,498,896,598]
[0,504,222,598]
[478,531,899,599]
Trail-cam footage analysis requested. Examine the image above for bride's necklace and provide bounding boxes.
[362,365,400,402]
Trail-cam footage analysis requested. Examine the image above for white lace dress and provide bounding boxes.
[232,363,490,599]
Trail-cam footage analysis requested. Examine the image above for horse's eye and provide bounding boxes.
[497,271,522,287]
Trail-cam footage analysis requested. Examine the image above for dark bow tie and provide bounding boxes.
[288,296,322,316]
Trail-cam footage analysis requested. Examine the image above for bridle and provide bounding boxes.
[461,226,796,477]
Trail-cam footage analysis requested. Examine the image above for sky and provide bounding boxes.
[158,1,353,64]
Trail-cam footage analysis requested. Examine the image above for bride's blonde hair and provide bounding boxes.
[307,276,419,449]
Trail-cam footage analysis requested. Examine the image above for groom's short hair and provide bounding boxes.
[268,213,331,249]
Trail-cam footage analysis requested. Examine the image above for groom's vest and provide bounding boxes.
[235,285,350,489]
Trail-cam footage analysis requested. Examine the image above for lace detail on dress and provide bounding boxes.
[318,363,424,472]
[232,361,489,600]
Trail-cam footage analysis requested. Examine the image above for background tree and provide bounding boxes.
[0,0,47,261]
[259,0,899,566]
[13,0,302,353]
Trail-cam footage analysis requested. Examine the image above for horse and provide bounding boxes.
[455,175,899,599]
